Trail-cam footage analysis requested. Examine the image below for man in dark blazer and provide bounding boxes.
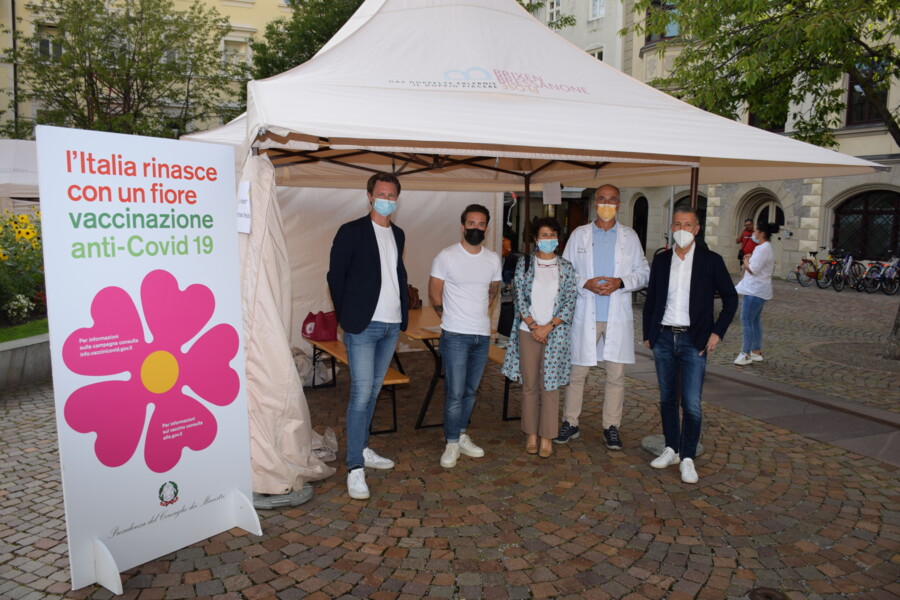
[642,206,737,484]
[327,172,409,500]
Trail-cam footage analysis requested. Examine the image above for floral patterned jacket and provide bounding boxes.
[500,253,578,390]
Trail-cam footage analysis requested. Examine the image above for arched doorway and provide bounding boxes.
[632,196,648,251]
[833,189,900,259]
[739,189,784,274]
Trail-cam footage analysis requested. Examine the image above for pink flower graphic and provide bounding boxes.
[62,270,240,473]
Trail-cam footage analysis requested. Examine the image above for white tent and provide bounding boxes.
[243,0,882,191]
[187,0,884,498]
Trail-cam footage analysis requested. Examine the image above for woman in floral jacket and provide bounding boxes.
[501,218,577,457]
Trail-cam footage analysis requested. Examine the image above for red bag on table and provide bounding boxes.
[302,311,337,341]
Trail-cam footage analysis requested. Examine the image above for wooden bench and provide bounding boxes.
[488,344,520,422]
[304,338,409,435]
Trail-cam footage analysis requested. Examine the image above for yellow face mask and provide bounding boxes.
[597,204,618,222]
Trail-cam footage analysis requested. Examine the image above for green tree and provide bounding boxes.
[629,0,900,148]
[250,0,364,80]
[6,0,248,139]
[518,1,576,30]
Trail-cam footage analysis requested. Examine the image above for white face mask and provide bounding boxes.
[673,229,695,248]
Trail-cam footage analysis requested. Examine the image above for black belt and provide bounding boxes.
[661,325,689,333]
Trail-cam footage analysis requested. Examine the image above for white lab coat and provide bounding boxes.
[563,221,650,366]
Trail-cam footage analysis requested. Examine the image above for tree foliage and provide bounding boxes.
[518,1,576,30]
[250,0,364,80]
[6,0,247,139]
[629,0,900,148]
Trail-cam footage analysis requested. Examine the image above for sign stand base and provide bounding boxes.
[232,489,263,536]
[92,538,123,595]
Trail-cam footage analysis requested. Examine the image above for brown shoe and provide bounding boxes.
[539,438,553,458]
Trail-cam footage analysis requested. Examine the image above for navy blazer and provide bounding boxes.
[642,241,738,351]
[327,215,409,334]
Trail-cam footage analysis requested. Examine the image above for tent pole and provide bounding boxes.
[523,175,531,254]
[690,166,699,209]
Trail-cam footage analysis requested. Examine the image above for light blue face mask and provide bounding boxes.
[373,198,397,217]
[537,239,558,253]
[751,234,760,244]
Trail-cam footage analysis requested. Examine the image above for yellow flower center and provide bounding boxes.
[141,351,179,394]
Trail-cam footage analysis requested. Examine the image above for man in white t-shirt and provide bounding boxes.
[429,204,502,469]
[327,172,409,500]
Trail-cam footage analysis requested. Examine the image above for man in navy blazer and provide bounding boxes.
[327,172,409,500]
[642,206,737,484]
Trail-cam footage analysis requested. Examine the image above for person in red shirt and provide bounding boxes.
[736,219,758,263]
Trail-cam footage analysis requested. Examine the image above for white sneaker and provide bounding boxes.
[440,442,460,468]
[362,447,395,470]
[734,353,753,366]
[680,458,699,484]
[750,353,764,362]
[347,469,369,500]
[458,433,485,458]
[650,447,681,469]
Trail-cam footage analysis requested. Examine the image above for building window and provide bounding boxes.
[223,40,248,67]
[37,26,62,60]
[833,190,900,259]
[590,0,605,20]
[846,71,887,127]
[589,48,604,62]
[546,0,561,24]
[645,1,679,44]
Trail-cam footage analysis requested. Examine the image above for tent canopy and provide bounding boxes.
[237,0,882,191]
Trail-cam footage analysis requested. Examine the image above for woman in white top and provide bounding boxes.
[734,222,779,365]
[500,218,577,457]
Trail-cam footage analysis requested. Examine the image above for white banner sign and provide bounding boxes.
[36,126,260,594]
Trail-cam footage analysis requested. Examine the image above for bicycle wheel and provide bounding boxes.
[815,263,832,289]
[883,271,899,295]
[863,266,882,293]
[833,270,846,291]
[797,261,814,286]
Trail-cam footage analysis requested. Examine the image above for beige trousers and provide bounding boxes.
[563,321,625,428]
[518,330,560,439]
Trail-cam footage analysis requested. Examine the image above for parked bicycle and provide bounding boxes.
[793,246,827,287]
[859,257,899,295]
[815,248,840,289]
[831,251,863,292]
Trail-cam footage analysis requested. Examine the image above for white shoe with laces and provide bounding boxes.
[650,446,681,469]
[750,353,764,362]
[347,469,369,500]
[440,442,460,468]
[458,433,485,458]
[734,353,753,366]
[362,447,395,470]
[680,458,699,484]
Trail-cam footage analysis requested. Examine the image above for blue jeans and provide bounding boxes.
[740,295,767,354]
[652,329,706,460]
[344,321,400,469]
[440,331,490,442]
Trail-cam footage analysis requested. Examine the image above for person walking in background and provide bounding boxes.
[736,218,757,264]
[642,206,737,484]
[327,172,409,500]
[501,218,577,458]
[556,185,650,450]
[429,204,502,469]
[734,222,779,366]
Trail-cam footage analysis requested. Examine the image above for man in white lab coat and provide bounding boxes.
[556,185,650,449]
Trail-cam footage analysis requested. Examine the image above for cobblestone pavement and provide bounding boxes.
[634,278,900,415]
[1,328,898,600]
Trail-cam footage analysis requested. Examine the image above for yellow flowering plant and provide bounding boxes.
[0,210,44,324]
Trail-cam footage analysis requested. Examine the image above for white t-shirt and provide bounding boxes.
[662,244,695,327]
[431,243,502,335]
[735,241,774,300]
[371,221,401,323]
[520,256,559,332]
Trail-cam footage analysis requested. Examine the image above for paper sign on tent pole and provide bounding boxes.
[36,126,261,594]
